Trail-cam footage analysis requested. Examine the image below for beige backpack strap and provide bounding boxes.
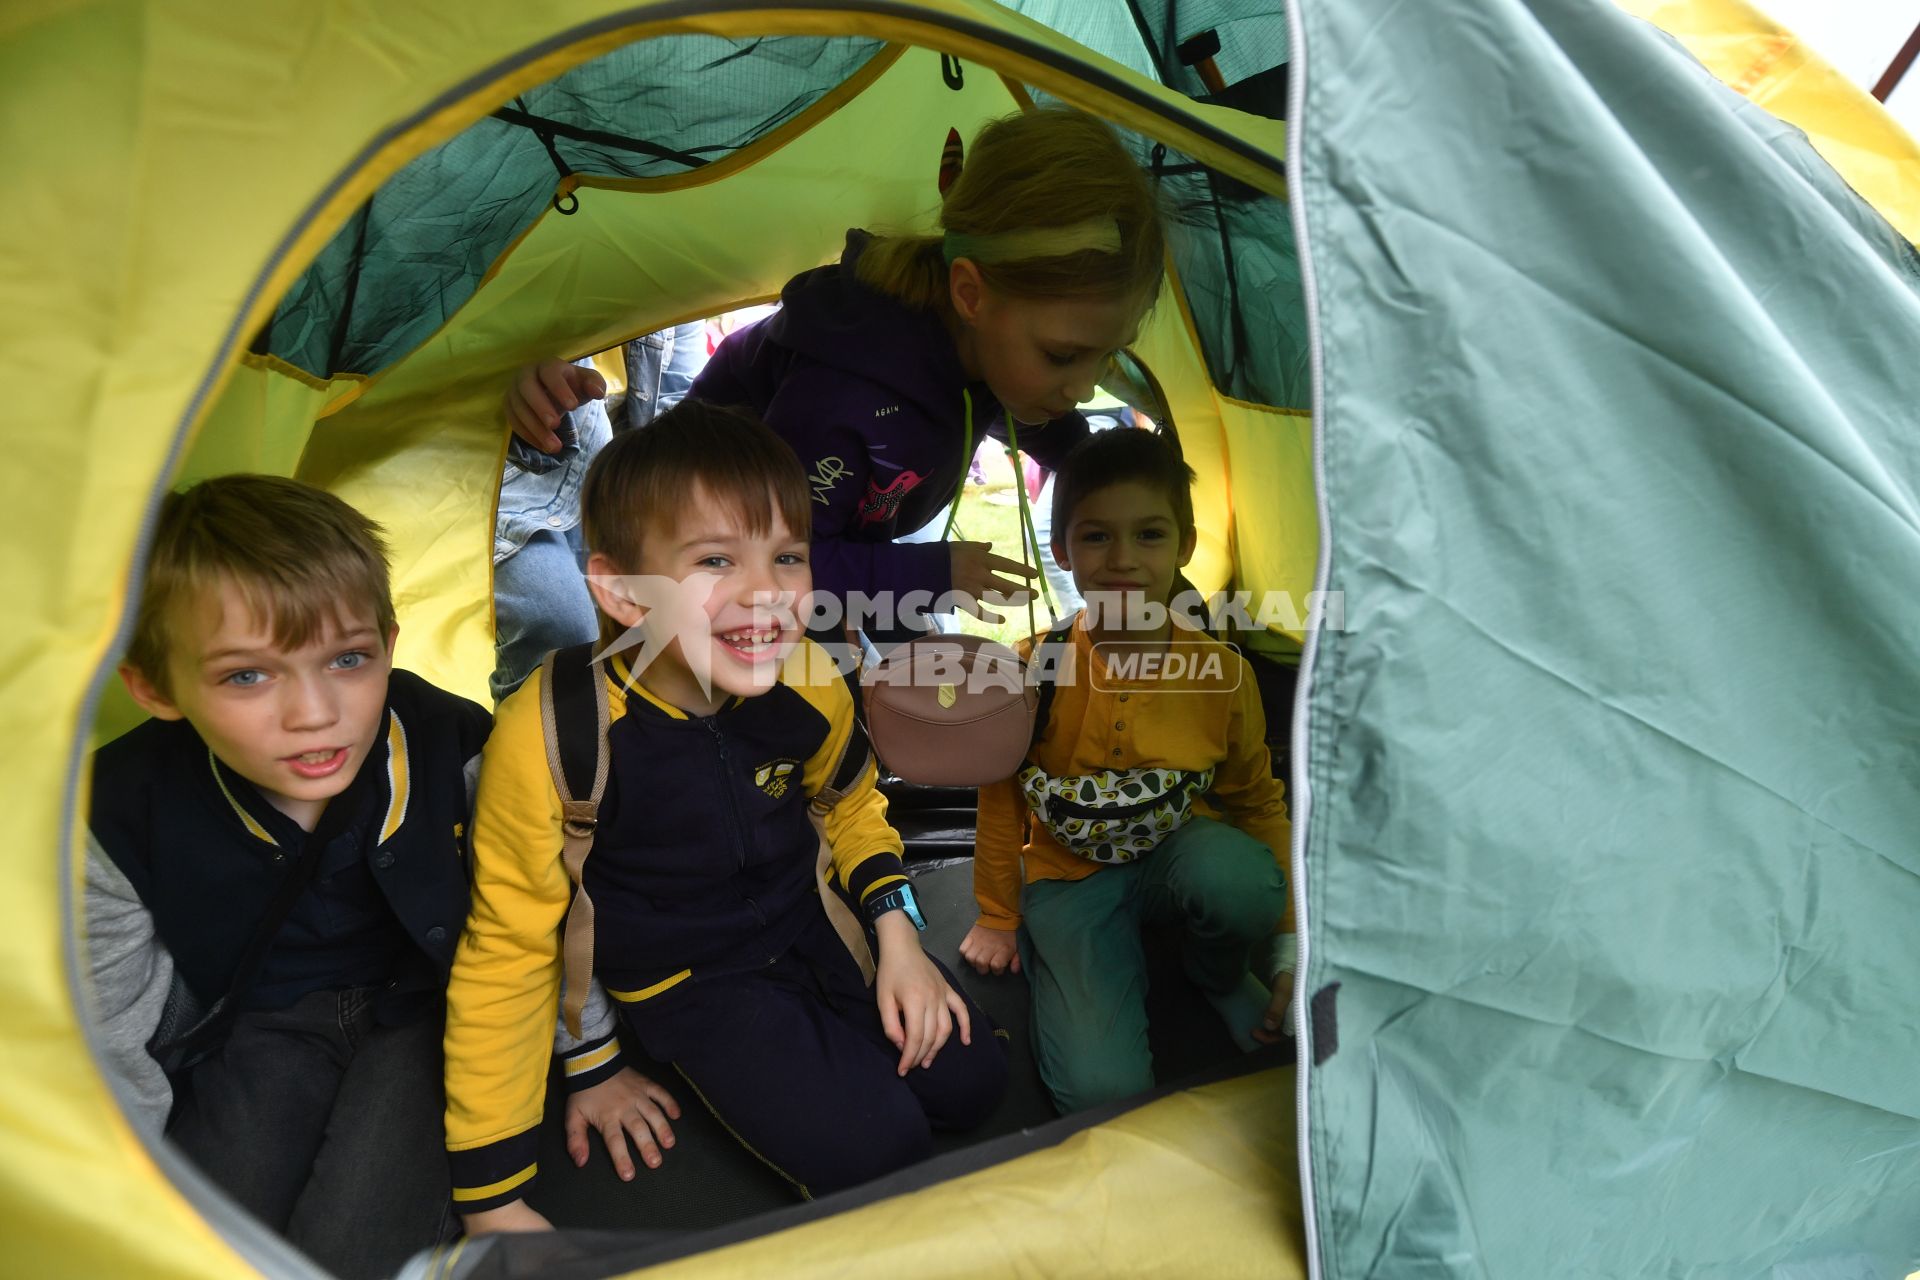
[538,644,611,1038]
[809,719,878,985]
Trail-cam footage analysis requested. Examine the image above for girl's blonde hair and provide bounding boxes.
[857,107,1165,312]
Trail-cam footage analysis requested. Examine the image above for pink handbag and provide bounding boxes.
[862,634,1037,786]
[861,394,1056,787]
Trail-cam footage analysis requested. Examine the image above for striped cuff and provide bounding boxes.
[844,850,908,908]
[558,1029,625,1093]
[448,1126,541,1215]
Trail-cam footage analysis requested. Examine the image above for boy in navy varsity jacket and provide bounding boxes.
[445,401,1006,1236]
[83,476,491,1280]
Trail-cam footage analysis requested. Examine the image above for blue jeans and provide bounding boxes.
[491,524,597,703]
[620,320,707,429]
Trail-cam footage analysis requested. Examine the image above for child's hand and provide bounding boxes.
[506,359,607,454]
[875,915,972,1075]
[948,541,1037,622]
[563,1066,682,1180]
[461,1199,554,1237]
[1252,970,1294,1045]
[959,923,1021,976]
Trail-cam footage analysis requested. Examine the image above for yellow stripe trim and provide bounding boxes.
[610,655,689,720]
[563,1040,621,1076]
[380,710,410,844]
[606,968,693,1003]
[209,749,277,847]
[450,1162,537,1203]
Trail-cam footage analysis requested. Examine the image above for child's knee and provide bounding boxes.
[1168,823,1287,935]
[1042,1047,1153,1115]
[919,1027,1010,1130]
[800,1090,933,1194]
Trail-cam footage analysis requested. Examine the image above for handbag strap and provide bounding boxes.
[942,389,1056,627]
[539,643,610,1039]
[1027,620,1078,752]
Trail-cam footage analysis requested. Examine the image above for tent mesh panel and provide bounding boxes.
[262,19,1309,409]
[262,35,884,379]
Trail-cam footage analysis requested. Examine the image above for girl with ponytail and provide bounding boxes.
[505,106,1166,642]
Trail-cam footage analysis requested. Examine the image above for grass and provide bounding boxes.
[943,478,1061,648]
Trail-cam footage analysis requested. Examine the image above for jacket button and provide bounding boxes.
[426,926,448,944]
[547,514,567,527]
[373,851,395,869]
[1114,721,1125,731]
[1112,748,1123,758]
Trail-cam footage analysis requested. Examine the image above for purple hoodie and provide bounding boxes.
[691,230,1088,606]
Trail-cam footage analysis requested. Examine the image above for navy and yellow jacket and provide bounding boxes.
[444,639,906,1211]
[90,668,490,1008]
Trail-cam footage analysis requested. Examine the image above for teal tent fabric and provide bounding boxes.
[268,10,1310,409]
[262,34,884,379]
[1293,0,1920,1275]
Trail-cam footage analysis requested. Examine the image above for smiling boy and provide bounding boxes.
[84,475,491,1280]
[959,428,1293,1114]
[444,400,1005,1234]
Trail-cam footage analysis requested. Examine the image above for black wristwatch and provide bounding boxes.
[865,882,927,931]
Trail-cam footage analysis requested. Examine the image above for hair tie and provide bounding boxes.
[942,216,1122,265]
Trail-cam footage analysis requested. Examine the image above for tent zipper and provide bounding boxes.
[1282,1,1328,1277]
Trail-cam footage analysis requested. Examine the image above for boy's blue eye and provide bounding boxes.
[332,650,369,671]
[776,552,807,566]
[699,555,732,569]
[1044,352,1076,367]
[223,669,264,687]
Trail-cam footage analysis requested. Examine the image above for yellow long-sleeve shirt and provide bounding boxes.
[974,621,1292,931]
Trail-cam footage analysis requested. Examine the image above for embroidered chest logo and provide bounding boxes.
[808,456,850,505]
[754,758,799,799]
[858,469,927,527]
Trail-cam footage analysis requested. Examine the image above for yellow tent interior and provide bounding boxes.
[2,0,1913,1277]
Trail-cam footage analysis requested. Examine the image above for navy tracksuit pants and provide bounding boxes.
[618,909,1007,1197]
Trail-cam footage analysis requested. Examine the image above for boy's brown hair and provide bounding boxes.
[581,398,811,586]
[1050,426,1197,547]
[125,474,397,697]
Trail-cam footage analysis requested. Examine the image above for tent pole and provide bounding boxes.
[1870,20,1920,102]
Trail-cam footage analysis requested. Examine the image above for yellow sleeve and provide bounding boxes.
[442,667,573,1211]
[972,775,1028,930]
[793,651,907,908]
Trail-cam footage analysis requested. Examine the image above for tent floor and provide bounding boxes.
[525,856,1257,1234]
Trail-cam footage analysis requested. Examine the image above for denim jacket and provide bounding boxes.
[493,388,612,564]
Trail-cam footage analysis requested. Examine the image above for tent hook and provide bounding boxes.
[941,54,964,90]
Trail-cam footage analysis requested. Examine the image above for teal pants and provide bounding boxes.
[1019,817,1287,1114]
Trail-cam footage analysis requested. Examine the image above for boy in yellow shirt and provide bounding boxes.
[960,429,1291,1113]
